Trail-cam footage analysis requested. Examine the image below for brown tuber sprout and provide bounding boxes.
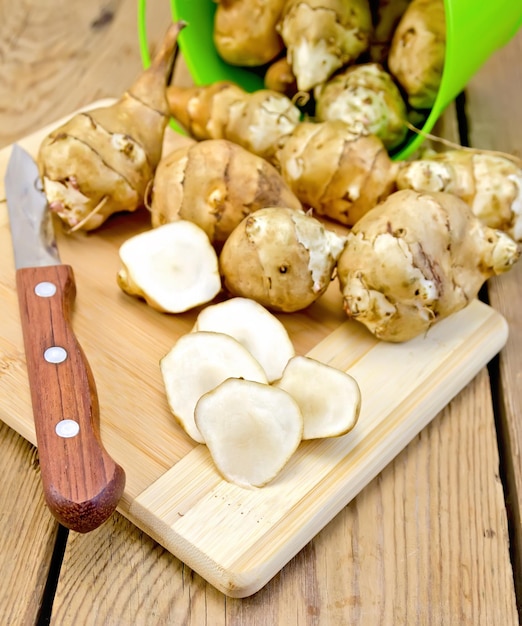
[37,22,185,231]
[337,189,521,342]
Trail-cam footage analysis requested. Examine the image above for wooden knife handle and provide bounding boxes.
[16,264,125,533]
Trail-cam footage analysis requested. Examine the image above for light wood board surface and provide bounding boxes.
[0,111,510,596]
[0,1,520,621]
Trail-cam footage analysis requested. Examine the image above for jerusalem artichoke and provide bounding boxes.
[337,189,520,342]
[37,22,184,231]
[314,63,408,150]
[213,0,286,67]
[275,120,399,225]
[167,83,399,226]
[117,221,221,314]
[387,0,446,109]
[150,139,302,247]
[219,207,347,312]
[396,149,522,241]
[278,0,373,91]
[166,81,301,161]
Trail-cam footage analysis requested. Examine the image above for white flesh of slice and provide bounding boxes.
[117,220,221,313]
[275,355,361,439]
[195,378,304,488]
[160,331,268,443]
[192,297,295,382]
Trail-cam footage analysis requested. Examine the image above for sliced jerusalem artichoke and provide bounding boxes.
[150,139,302,247]
[192,297,295,382]
[194,378,303,488]
[37,22,184,231]
[274,356,361,439]
[160,331,268,443]
[117,221,221,313]
[219,207,347,312]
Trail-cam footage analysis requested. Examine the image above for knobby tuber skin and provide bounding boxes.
[275,120,399,226]
[337,189,521,342]
[213,0,286,67]
[37,22,184,231]
[166,81,301,161]
[278,0,373,91]
[387,0,445,110]
[396,149,522,241]
[314,63,408,150]
[220,207,347,312]
[150,139,302,247]
[167,82,399,227]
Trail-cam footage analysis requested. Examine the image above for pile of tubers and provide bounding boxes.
[211,0,447,151]
[33,15,522,486]
[35,18,522,343]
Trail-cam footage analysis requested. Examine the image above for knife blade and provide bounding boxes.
[4,144,125,533]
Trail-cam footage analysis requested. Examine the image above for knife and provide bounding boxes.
[4,144,125,533]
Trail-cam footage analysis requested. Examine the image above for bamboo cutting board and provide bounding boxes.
[0,107,509,597]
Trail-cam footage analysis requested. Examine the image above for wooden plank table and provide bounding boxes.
[0,1,521,623]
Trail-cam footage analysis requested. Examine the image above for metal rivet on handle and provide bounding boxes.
[34,281,57,297]
[44,346,68,364]
[55,419,80,438]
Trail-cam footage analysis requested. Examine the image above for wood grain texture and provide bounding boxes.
[0,421,58,626]
[50,369,518,625]
[1,116,508,594]
[0,0,172,149]
[15,264,125,532]
[0,0,519,621]
[464,27,522,604]
[0,0,171,621]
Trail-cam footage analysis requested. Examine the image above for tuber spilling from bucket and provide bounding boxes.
[277,0,373,92]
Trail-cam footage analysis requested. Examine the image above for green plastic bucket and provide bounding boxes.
[138,0,522,160]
